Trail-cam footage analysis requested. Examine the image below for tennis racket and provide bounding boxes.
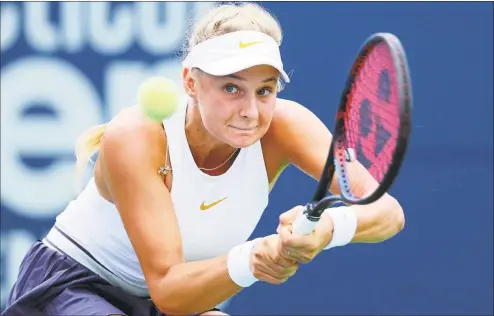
[292,32,413,235]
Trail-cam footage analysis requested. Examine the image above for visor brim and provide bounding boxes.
[195,55,290,83]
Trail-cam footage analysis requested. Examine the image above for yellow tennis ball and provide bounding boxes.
[138,77,179,122]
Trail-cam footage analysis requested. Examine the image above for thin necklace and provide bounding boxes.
[158,142,239,176]
[198,147,239,171]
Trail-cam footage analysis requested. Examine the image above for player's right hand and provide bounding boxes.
[249,234,299,284]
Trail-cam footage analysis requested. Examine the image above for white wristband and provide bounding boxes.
[227,239,259,287]
[323,207,358,250]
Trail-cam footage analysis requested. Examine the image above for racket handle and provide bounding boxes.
[292,213,318,235]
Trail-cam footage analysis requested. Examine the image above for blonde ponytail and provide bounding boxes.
[74,123,107,183]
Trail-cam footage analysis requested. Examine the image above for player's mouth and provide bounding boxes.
[228,125,258,132]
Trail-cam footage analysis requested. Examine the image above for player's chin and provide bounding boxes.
[226,125,263,148]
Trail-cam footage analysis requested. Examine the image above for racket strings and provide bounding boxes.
[344,42,401,182]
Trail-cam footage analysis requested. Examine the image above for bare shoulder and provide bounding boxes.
[270,98,312,126]
[265,98,332,163]
[95,106,169,199]
[102,105,167,164]
[260,98,333,189]
[103,106,166,147]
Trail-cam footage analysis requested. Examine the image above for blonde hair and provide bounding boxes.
[182,2,285,90]
[184,2,283,53]
[74,2,283,180]
[74,123,107,182]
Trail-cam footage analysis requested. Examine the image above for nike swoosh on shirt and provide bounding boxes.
[200,197,228,211]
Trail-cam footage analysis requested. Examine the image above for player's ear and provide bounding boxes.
[183,67,198,98]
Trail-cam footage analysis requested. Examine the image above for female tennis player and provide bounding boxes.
[3,3,405,316]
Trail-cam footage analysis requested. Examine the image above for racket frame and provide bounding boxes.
[303,32,413,221]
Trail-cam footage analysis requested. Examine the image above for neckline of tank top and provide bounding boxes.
[173,102,250,182]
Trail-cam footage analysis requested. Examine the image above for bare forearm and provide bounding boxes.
[152,255,242,314]
[350,194,405,243]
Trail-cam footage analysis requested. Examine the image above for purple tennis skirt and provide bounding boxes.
[2,240,221,316]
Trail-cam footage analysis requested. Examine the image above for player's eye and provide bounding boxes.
[224,84,239,94]
[258,87,273,96]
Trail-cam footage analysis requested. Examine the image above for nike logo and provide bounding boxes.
[200,197,228,211]
[239,41,263,49]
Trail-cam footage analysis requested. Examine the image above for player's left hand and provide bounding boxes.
[276,205,334,264]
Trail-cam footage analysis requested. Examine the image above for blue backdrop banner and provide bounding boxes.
[1,2,492,314]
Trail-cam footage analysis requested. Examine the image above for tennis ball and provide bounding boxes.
[138,76,179,122]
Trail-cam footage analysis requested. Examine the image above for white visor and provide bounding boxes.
[182,30,290,83]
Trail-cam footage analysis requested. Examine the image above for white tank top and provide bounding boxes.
[45,103,270,296]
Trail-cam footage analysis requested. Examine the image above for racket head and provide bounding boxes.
[331,32,412,205]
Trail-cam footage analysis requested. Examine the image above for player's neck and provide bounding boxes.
[184,102,237,170]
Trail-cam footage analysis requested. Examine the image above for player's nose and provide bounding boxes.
[239,95,259,119]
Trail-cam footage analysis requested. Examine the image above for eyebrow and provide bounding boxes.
[226,74,277,83]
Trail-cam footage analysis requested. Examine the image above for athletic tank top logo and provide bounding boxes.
[200,196,228,211]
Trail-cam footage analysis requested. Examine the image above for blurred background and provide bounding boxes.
[1,1,492,315]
